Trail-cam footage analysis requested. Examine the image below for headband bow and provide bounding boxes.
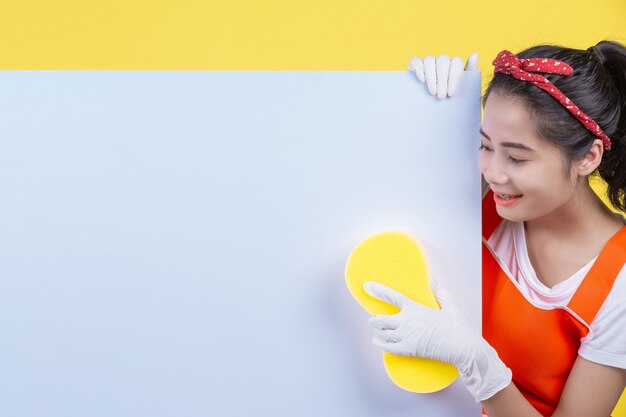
[492,50,612,150]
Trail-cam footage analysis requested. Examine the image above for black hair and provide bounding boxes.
[482,40,626,211]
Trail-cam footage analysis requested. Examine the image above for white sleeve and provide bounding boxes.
[578,265,626,369]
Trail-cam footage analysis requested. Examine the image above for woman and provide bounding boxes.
[364,41,626,416]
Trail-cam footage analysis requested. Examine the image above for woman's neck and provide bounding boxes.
[522,181,624,288]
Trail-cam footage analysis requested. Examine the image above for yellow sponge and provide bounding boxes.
[345,231,459,393]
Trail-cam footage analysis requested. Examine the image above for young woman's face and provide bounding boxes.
[479,92,579,222]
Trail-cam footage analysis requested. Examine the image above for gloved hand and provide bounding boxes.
[408,53,478,99]
[364,277,511,402]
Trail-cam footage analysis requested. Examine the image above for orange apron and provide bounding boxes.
[482,190,626,416]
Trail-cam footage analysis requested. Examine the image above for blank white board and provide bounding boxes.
[0,70,481,416]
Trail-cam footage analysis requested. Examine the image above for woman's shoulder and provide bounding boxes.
[579,264,626,369]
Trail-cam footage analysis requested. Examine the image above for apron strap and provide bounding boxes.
[568,225,626,325]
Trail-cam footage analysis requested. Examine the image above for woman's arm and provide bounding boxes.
[482,356,626,417]
[481,382,542,417]
[554,356,625,417]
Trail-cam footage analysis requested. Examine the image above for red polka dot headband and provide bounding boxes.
[492,50,612,150]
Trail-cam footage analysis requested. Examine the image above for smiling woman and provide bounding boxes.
[369,41,626,417]
[478,92,601,224]
[478,42,626,417]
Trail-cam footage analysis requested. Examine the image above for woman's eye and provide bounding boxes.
[478,144,491,151]
[508,156,526,164]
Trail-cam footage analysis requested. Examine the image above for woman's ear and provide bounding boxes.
[575,139,604,177]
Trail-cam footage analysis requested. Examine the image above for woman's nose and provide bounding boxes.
[481,157,508,185]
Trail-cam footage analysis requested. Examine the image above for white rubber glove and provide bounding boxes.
[364,278,512,402]
[408,53,478,99]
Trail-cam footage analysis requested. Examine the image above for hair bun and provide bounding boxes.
[588,45,606,65]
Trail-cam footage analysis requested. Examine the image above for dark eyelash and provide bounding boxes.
[508,156,525,164]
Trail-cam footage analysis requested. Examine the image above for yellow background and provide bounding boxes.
[1,0,625,74]
[1,0,625,414]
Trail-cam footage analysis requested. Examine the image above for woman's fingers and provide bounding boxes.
[423,56,437,95]
[372,327,401,343]
[369,313,403,330]
[447,56,465,97]
[373,337,407,355]
[408,57,425,83]
[408,52,479,98]
[465,52,479,71]
[364,281,415,309]
[435,55,451,99]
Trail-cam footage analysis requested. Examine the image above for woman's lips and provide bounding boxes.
[493,192,523,206]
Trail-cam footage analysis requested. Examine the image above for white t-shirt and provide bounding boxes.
[487,219,626,369]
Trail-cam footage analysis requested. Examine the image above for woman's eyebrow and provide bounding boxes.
[479,127,536,152]
[479,127,492,141]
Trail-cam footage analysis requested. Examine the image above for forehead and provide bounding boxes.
[482,92,539,140]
